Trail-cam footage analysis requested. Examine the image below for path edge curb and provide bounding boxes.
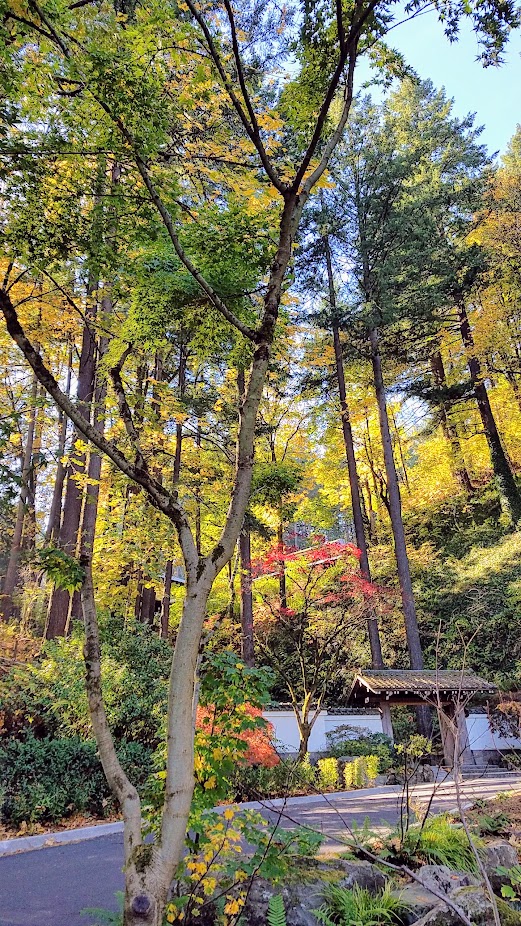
[0,821,124,857]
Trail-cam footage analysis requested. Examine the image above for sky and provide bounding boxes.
[356,9,521,159]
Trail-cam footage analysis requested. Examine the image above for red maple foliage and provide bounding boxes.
[196,704,279,768]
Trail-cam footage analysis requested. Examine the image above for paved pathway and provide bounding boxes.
[1,774,519,926]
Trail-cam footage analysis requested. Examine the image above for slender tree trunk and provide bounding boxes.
[161,561,172,639]
[161,345,186,636]
[504,368,521,415]
[430,352,474,495]
[326,240,385,672]
[1,371,39,621]
[21,385,44,554]
[390,407,410,493]
[195,423,202,556]
[277,519,288,610]
[68,331,110,626]
[45,281,99,639]
[457,301,521,523]
[239,525,254,666]
[325,236,392,739]
[46,347,73,543]
[370,328,430,737]
[237,370,255,664]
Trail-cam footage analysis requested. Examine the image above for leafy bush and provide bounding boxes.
[388,814,479,872]
[317,757,339,791]
[365,755,380,781]
[0,619,172,747]
[327,726,394,770]
[343,756,379,789]
[316,883,407,926]
[0,735,151,826]
[231,756,316,801]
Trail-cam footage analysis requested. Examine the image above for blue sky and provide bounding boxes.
[356,10,521,159]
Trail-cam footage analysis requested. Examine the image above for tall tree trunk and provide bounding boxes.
[1,371,39,621]
[161,560,172,639]
[370,328,430,737]
[239,525,254,666]
[457,301,521,523]
[46,347,73,543]
[325,236,392,739]
[325,239,385,672]
[430,352,474,495]
[69,330,110,626]
[277,519,287,610]
[161,345,186,637]
[45,284,99,639]
[237,370,255,664]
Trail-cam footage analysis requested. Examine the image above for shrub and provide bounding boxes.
[344,756,370,789]
[365,755,380,781]
[0,619,172,747]
[0,735,151,826]
[231,757,316,801]
[317,757,339,791]
[316,883,407,926]
[327,726,394,770]
[389,814,479,872]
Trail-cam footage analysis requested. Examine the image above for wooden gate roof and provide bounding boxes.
[348,670,496,706]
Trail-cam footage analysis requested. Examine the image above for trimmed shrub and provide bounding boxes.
[232,756,316,801]
[327,727,394,770]
[0,735,151,826]
[317,757,339,791]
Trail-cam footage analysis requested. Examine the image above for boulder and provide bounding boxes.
[394,868,478,926]
[335,858,388,892]
[411,886,521,926]
[394,882,445,924]
[242,879,322,926]
[408,904,457,926]
[241,858,388,926]
[417,864,479,895]
[482,840,519,890]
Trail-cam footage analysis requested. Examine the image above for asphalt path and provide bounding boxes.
[1,775,520,926]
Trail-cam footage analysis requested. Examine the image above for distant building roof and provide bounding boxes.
[348,670,496,706]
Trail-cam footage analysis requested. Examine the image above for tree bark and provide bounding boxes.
[1,371,39,621]
[45,281,99,638]
[161,345,186,637]
[430,352,474,495]
[239,525,254,666]
[325,237,385,672]
[45,347,73,543]
[370,328,430,737]
[457,301,521,523]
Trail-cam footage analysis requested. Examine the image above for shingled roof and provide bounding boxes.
[348,669,496,706]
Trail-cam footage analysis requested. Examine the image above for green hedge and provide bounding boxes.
[0,735,151,826]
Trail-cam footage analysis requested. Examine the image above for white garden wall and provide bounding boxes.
[263,709,521,755]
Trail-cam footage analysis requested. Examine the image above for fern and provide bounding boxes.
[315,883,408,926]
[267,893,287,926]
[81,892,124,925]
[398,814,479,872]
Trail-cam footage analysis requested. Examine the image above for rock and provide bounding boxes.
[394,882,445,924]
[242,879,322,926]
[417,864,479,895]
[407,882,521,926]
[335,858,388,892]
[483,840,519,890]
[450,885,497,925]
[293,857,388,892]
[408,904,456,926]
[385,766,436,786]
[241,858,388,926]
